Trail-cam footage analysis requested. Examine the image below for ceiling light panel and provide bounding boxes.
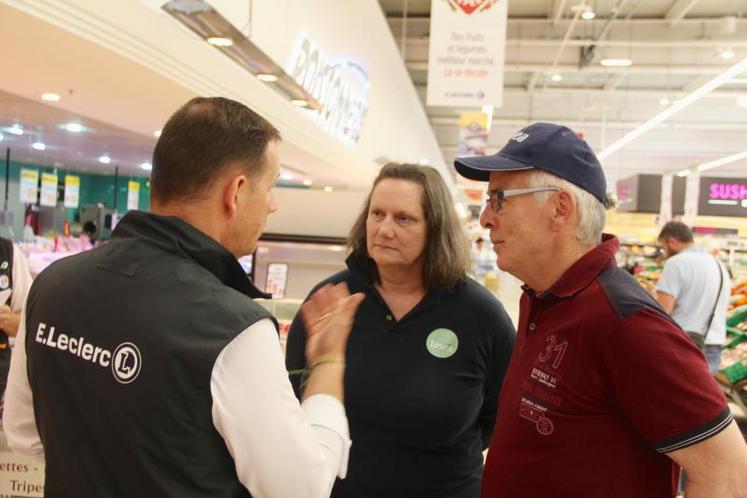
[162,0,321,110]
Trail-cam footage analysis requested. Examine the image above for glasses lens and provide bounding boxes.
[490,191,502,213]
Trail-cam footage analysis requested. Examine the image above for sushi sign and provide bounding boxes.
[698,177,747,216]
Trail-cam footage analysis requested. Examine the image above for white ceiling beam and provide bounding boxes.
[509,39,747,48]
[418,85,746,100]
[543,5,584,91]
[664,0,701,27]
[402,38,747,49]
[406,61,734,75]
[604,73,625,91]
[526,72,539,92]
[551,0,569,26]
[431,117,747,132]
[386,16,746,26]
[682,74,715,92]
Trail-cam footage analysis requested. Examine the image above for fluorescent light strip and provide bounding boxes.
[708,200,738,206]
[696,150,747,172]
[676,169,691,177]
[599,56,747,160]
[600,59,632,67]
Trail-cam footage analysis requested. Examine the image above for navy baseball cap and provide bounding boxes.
[454,122,609,208]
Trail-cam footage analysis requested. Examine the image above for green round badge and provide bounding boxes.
[426,328,459,358]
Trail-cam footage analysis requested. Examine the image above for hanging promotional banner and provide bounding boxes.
[127,181,140,211]
[658,174,673,226]
[40,173,58,207]
[457,112,489,157]
[64,175,80,208]
[683,173,700,226]
[427,0,508,107]
[19,168,39,204]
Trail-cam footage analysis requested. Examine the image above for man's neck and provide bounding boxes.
[669,242,694,257]
[522,239,596,293]
[151,202,222,245]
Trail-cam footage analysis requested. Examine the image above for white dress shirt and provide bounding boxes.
[4,313,350,498]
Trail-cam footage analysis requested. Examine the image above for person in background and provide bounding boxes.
[0,237,33,413]
[3,97,363,497]
[471,236,495,279]
[286,162,516,498]
[455,122,747,498]
[656,221,731,374]
[81,221,97,243]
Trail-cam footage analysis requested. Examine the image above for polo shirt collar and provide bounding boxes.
[112,210,270,299]
[525,234,619,299]
[344,253,452,304]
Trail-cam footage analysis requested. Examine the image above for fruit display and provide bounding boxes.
[730,280,747,311]
[717,299,747,412]
[633,264,662,295]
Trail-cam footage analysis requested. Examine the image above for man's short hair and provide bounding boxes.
[527,170,607,246]
[658,221,694,244]
[151,97,281,203]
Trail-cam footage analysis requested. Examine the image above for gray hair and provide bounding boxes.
[526,170,608,246]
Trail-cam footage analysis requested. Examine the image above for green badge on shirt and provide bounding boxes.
[0,261,7,270]
[426,328,458,358]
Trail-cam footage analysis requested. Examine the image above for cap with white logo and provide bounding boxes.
[454,122,610,208]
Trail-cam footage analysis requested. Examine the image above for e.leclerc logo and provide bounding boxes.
[35,322,142,384]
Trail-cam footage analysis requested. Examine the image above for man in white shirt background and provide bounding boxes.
[656,221,731,374]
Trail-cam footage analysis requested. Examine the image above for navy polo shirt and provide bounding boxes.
[482,234,731,498]
[286,255,516,498]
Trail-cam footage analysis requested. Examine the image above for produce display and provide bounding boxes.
[715,283,747,412]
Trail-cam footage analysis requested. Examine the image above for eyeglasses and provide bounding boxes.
[486,187,561,214]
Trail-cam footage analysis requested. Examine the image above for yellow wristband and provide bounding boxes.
[309,358,346,370]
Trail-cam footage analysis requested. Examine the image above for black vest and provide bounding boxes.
[25,211,274,497]
[0,237,14,395]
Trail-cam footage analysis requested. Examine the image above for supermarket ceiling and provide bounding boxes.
[379,0,747,185]
[0,1,381,190]
[1,0,746,188]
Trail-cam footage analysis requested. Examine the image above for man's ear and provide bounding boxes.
[223,173,248,218]
[550,190,574,231]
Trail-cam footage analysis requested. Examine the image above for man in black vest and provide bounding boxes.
[3,97,363,497]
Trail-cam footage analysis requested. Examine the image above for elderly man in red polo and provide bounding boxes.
[456,122,747,498]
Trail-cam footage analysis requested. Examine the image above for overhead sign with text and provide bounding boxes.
[698,177,747,217]
[287,34,369,146]
[427,0,508,107]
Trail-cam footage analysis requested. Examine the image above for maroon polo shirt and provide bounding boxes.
[482,235,731,498]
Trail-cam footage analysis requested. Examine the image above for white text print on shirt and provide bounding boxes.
[34,322,142,384]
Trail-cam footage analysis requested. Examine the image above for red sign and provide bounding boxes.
[446,0,497,15]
